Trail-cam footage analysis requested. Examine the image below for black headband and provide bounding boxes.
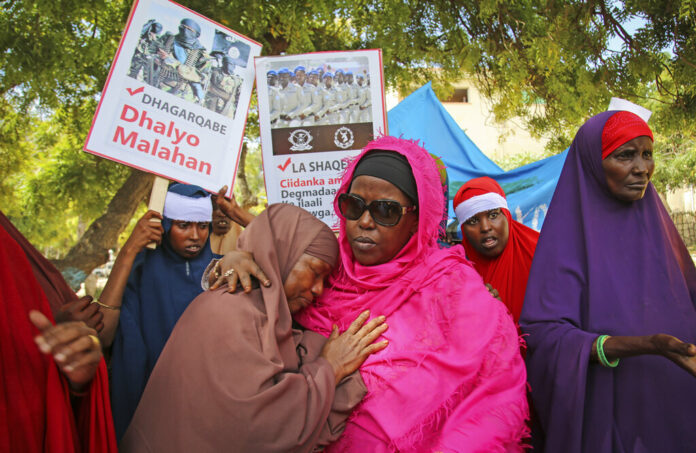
[352,150,418,205]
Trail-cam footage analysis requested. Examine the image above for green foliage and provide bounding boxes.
[651,132,696,193]
[2,0,695,257]
[495,149,550,172]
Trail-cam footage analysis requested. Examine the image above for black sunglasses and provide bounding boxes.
[338,193,417,227]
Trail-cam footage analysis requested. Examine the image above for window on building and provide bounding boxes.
[444,88,469,103]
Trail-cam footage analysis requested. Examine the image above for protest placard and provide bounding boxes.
[255,49,387,228]
[84,0,261,196]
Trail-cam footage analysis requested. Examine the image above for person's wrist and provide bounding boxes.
[123,238,147,256]
[321,353,343,382]
[330,361,345,385]
[648,334,662,355]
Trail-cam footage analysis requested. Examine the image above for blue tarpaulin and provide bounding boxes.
[387,83,567,231]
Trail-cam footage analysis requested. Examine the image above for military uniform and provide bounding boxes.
[154,19,209,103]
[286,81,312,127]
[344,75,360,123]
[316,74,338,125]
[128,20,162,84]
[356,77,372,122]
[299,78,324,126]
[204,64,241,117]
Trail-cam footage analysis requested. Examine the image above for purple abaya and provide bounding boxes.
[520,111,696,452]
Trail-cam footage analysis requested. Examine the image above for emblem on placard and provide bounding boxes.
[334,127,354,149]
[289,129,313,151]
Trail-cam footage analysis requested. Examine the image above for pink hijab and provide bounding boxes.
[296,136,529,452]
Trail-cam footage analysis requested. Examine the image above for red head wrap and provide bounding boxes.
[453,176,539,323]
[453,177,508,226]
[453,176,505,203]
[601,111,653,160]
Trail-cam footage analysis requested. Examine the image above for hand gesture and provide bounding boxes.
[54,296,104,332]
[320,310,389,385]
[485,283,501,301]
[652,334,696,377]
[124,210,164,253]
[30,310,103,392]
[212,186,240,220]
[209,250,271,293]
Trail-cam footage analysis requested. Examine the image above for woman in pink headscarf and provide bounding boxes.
[214,136,528,452]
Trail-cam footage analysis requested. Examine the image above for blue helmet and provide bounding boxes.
[294,65,306,73]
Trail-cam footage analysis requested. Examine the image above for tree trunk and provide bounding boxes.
[235,142,258,209]
[52,169,154,275]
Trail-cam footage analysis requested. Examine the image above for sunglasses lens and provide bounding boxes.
[370,201,402,226]
[338,194,364,220]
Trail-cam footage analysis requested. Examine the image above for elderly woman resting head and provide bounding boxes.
[120,204,388,453]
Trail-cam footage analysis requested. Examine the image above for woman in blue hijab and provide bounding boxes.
[96,183,213,440]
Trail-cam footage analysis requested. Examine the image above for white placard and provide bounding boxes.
[84,0,262,196]
[255,49,387,229]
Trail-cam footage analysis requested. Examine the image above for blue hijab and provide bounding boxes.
[111,184,213,440]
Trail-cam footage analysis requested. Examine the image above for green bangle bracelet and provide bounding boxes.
[597,334,619,368]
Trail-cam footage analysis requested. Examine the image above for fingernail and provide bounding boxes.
[379,315,386,321]
[63,365,74,372]
[54,353,66,362]
[35,337,50,353]
[264,281,271,286]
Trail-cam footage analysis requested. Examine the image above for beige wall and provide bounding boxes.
[666,186,696,212]
[388,81,549,161]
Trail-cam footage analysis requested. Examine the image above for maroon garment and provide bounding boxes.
[0,211,77,314]
[0,217,117,453]
[121,204,364,452]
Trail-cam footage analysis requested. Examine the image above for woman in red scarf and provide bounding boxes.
[0,214,117,452]
[453,177,539,323]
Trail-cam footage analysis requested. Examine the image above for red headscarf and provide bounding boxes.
[601,111,653,159]
[453,177,539,323]
[0,220,117,452]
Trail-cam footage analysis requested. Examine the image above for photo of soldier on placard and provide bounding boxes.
[256,51,384,157]
[203,30,250,119]
[127,15,251,119]
[267,62,372,129]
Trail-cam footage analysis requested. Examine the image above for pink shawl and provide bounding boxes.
[295,136,529,452]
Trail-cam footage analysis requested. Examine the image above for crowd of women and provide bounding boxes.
[2,108,695,452]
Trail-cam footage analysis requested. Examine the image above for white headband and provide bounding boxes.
[455,192,508,225]
[163,191,212,222]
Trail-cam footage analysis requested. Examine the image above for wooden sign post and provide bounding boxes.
[146,176,169,249]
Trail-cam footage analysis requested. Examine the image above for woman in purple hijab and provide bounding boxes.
[520,110,696,452]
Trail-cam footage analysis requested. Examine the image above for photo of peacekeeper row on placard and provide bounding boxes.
[127,17,251,119]
[266,59,372,130]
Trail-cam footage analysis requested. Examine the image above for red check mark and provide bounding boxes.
[278,157,291,171]
[126,86,145,96]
